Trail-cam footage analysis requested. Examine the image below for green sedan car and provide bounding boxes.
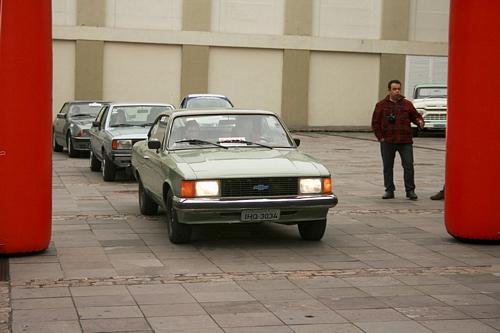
[132,109,338,243]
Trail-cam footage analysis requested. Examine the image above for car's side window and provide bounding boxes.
[150,115,169,147]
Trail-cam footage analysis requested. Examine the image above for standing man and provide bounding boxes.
[372,80,424,200]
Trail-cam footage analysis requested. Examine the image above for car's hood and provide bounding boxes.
[106,127,150,139]
[413,97,447,108]
[171,148,330,179]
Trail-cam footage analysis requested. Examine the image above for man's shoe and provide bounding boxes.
[406,191,418,200]
[382,191,394,199]
[430,190,444,200]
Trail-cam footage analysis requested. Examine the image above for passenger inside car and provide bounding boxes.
[232,116,261,141]
[183,120,200,139]
[110,109,127,126]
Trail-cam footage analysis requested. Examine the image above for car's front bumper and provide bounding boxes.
[173,194,338,224]
[111,150,132,168]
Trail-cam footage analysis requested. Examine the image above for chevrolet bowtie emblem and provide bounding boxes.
[253,184,270,191]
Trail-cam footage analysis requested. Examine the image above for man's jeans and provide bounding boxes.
[380,142,415,193]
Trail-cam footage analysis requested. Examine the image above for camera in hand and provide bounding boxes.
[386,113,396,124]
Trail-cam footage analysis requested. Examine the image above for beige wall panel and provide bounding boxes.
[313,0,382,39]
[409,0,449,42]
[103,43,181,105]
[105,0,182,30]
[208,47,283,115]
[309,52,379,127]
[53,41,76,117]
[212,0,284,35]
[53,0,77,26]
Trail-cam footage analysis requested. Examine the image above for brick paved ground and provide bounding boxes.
[3,132,500,332]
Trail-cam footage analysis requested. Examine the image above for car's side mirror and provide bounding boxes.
[56,113,66,119]
[92,121,100,128]
[148,139,161,150]
[293,138,301,147]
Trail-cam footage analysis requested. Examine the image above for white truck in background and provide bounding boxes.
[411,84,447,137]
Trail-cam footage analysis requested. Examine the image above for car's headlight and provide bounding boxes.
[299,177,332,194]
[181,180,220,198]
[112,139,133,150]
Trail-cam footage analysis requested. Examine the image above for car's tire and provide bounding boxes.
[411,127,419,137]
[89,150,101,172]
[139,179,158,215]
[102,152,116,181]
[165,189,191,244]
[67,134,79,157]
[298,219,327,241]
[52,131,63,152]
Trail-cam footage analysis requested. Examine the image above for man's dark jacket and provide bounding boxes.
[371,95,423,144]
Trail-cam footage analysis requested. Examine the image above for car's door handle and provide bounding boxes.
[142,155,150,159]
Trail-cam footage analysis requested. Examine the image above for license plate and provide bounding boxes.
[241,209,280,222]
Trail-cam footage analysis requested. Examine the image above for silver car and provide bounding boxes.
[89,103,174,181]
[52,101,110,157]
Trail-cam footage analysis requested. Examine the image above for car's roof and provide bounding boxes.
[184,94,230,99]
[68,100,112,104]
[414,84,447,89]
[170,108,276,117]
[109,102,175,108]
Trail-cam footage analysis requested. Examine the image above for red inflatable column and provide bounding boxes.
[446,0,500,240]
[0,0,52,253]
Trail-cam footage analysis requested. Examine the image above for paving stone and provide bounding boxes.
[456,305,500,319]
[12,320,82,333]
[11,297,73,309]
[77,305,144,319]
[74,294,136,307]
[434,294,500,306]
[140,303,206,317]
[12,307,78,322]
[80,318,151,333]
[355,321,432,333]
[70,285,130,297]
[262,299,347,325]
[201,301,268,315]
[321,296,387,310]
[224,327,293,333]
[11,287,70,299]
[212,312,282,328]
[289,323,363,332]
[420,319,499,332]
[396,306,470,320]
[147,314,219,331]
[336,308,410,323]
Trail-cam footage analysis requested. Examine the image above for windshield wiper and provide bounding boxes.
[175,139,228,149]
[139,122,154,127]
[71,113,94,117]
[218,139,272,149]
[110,123,133,127]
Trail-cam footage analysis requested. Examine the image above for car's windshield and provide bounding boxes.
[168,114,293,149]
[108,105,171,127]
[186,97,232,109]
[415,87,447,99]
[68,103,104,117]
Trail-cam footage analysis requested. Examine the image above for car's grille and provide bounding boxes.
[424,114,447,121]
[221,177,298,197]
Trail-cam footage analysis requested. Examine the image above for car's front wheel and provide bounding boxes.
[165,189,191,244]
[89,150,101,172]
[67,134,78,157]
[102,152,116,181]
[139,179,158,215]
[298,219,327,241]
[52,131,63,152]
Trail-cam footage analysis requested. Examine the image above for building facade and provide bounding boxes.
[52,0,449,129]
